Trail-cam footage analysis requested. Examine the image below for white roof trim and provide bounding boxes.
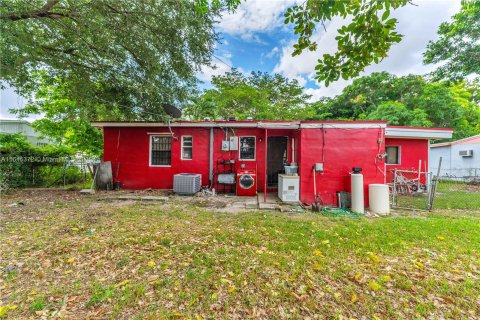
[92,121,297,128]
[385,127,453,139]
[300,123,386,129]
[92,121,385,129]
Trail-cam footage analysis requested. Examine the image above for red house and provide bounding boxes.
[92,120,453,207]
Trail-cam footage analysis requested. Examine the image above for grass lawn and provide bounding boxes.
[394,181,480,210]
[1,190,480,319]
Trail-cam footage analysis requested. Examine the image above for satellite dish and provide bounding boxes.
[162,103,182,118]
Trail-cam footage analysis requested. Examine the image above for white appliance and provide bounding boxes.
[278,174,299,202]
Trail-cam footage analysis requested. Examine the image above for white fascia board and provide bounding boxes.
[257,122,300,129]
[91,121,300,129]
[385,128,453,139]
[300,123,387,129]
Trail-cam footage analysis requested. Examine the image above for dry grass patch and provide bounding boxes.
[1,190,479,319]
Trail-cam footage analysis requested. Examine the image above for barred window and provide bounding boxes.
[239,136,255,160]
[181,136,193,160]
[150,136,171,166]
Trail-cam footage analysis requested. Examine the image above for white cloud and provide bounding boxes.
[0,85,40,121]
[197,53,234,82]
[273,0,461,97]
[266,46,279,59]
[219,0,298,41]
[303,87,323,102]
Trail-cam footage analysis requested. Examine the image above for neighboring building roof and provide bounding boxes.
[0,119,31,124]
[431,134,480,148]
[91,120,453,140]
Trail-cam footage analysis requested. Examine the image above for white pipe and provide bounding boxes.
[291,137,295,164]
[418,160,422,190]
[209,128,214,184]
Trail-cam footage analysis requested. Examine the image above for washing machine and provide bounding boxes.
[236,169,257,196]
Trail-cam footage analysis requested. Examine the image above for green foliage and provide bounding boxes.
[424,1,480,81]
[13,74,103,156]
[0,133,75,189]
[366,101,431,127]
[0,0,239,117]
[184,70,314,120]
[314,72,480,139]
[284,0,409,86]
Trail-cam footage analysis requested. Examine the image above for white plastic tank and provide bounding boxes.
[369,184,390,215]
[351,173,364,213]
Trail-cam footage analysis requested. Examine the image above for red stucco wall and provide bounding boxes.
[298,127,386,206]
[102,125,431,207]
[384,138,429,183]
[103,126,299,191]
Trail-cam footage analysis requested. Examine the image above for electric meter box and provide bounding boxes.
[229,136,238,150]
[221,140,230,151]
[221,136,238,151]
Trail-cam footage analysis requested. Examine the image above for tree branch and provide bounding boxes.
[0,0,68,21]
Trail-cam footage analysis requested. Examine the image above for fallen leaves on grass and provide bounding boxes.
[368,281,381,292]
[114,279,130,288]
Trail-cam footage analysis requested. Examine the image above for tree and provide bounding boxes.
[184,70,314,120]
[284,0,409,86]
[1,0,240,118]
[313,72,426,120]
[366,101,431,127]
[13,74,104,156]
[313,72,480,139]
[424,1,480,82]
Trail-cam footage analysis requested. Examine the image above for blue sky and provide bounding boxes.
[1,0,461,120]
[199,0,461,99]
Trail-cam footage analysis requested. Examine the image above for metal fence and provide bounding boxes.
[390,169,432,210]
[390,167,480,211]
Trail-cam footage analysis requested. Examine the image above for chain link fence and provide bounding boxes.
[431,168,480,210]
[390,167,480,210]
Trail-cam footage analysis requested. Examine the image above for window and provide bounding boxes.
[239,136,255,160]
[385,146,400,164]
[181,136,193,160]
[150,136,171,166]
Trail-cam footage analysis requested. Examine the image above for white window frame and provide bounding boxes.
[181,135,193,160]
[385,145,401,165]
[239,136,256,161]
[149,135,172,167]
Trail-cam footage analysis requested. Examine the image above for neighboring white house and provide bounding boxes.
[0,119,50,147]
[430,134,480,178]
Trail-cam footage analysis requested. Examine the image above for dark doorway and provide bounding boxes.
[267,136,288,187]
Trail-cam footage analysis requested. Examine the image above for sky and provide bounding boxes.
[0,0,461,120]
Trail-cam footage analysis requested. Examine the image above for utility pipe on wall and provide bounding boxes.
[209,128,214,184]
[291,137,295,164]
[264,128,268,203]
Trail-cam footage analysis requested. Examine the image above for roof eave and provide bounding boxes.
[385,127,453,140]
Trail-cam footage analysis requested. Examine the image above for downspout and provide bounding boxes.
[264,128,267,203]
[209,127,214,186]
